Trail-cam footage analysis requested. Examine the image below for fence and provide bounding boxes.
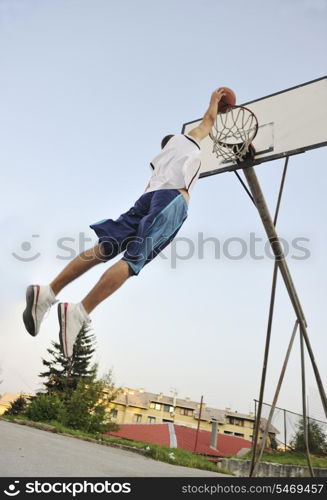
[254,400,327,453]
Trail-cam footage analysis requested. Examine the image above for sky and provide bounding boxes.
[1,0,327,423]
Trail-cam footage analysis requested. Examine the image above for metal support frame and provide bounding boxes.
[251,320,299,477]
[300,326,314,476]
[248,158,289,476]
[237,159,327,477]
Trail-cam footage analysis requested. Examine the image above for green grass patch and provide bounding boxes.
[2,416,231,474]
[235,450,327,468]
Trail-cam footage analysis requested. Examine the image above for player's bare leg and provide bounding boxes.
[81,259,131,313]
[23,244,105,337]
[50,244,106,295]
[58,259,132,357]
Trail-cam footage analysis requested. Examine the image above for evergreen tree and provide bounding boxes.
[39,325,96,395]
[291,418,327,455]
[63,369,120,433]
[4,394,28,416]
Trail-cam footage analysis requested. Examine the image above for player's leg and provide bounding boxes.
[81,259,131,313]
[23,244,105,337]
[57,260,133,357]
[57,190,187,358]
[56,195,152,357]
[50,244,106,295]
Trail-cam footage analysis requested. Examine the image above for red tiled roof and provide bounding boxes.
[106,423,252,457]
[108,424,170,447]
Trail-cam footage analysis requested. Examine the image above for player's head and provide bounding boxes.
[161,135,174,149]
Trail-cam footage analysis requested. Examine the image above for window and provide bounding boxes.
[133,414,142,423]
[228,417,244,426]
[111,409,118,418]
[147,416,156,424]
[149,402,161,411]
[163,405,173,413]
[234,432,244,438]
[224,431,233,435]
[178,408,193,416]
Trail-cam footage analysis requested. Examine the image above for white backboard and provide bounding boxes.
[182,77,327,177]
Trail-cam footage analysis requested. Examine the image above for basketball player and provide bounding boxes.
[23,88,227,357]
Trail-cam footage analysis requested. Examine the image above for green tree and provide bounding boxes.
[27,326,121,434]
[63,369,120,433]
[4,394,28,416]
[25,393,65,422]
[39,325,96,395]
[291,418,327,455]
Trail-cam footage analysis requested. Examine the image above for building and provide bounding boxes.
[106,423,253,458]
[0,392,31,415]
[107,387,278,445]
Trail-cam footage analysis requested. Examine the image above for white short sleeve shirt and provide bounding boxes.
[145,134,202,195]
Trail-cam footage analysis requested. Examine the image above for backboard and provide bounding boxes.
[182,76,327,178]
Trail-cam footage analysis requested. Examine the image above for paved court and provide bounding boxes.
[0,420,229,477]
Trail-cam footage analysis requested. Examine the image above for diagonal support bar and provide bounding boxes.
[300,326,315,476]
[249,157,288,476]
[251,320,299,477]
[242,165,327,418]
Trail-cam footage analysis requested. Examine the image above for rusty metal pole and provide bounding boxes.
[193,395,203,454]
[242,165,327,418]
[249,157,288,477]
[284,409,287,452]
[251,320,299,477]
[300,327,315,476]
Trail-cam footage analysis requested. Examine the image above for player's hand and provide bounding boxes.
[210,88,226,104]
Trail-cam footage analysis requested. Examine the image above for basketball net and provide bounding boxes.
[210,106,258,163]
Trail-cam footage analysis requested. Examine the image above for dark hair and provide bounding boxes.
[161,134,174,149]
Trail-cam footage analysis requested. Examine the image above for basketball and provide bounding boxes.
[218,87,236,113]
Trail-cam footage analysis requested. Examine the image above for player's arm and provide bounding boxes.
[188,88,226,142]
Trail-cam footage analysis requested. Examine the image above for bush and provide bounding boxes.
[25,393,65,423]
[62,375,119,434]
[291,418,327,456]
[4,395,28,416]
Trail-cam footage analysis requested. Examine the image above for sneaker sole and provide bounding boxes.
[23,285,39,336]
[58,303,69,358]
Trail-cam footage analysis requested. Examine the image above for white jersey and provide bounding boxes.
[145,134,201,195]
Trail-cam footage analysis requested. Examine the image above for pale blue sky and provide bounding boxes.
[1,0,326,421]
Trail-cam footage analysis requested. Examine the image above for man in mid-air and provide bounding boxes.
[23,88,226,357]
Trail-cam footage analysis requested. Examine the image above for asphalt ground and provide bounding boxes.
[0,420,228,477]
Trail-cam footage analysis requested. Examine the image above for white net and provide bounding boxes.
[210,106,258,162]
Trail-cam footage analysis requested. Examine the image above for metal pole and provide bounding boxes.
[251,320,299,477]
[300,327,315,476]
[284,409,287,452]
[249,260,278,476]
[193,395,203,453]
[249,158,288,476]
[252,399,257,449]
[243,166,306,324]
[242,165,327,418]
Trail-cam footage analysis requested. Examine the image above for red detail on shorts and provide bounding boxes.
[34,285,40,329]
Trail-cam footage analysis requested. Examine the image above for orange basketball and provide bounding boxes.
[218,87,236,113]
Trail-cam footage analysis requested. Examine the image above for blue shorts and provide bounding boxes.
[90,189,188,275]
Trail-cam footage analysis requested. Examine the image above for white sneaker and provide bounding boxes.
[57,302,91,358]
[23,285,58,336]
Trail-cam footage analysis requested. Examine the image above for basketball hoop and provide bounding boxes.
[210,105,259,163]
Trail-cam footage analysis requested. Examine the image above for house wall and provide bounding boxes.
[108,400,261,443]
